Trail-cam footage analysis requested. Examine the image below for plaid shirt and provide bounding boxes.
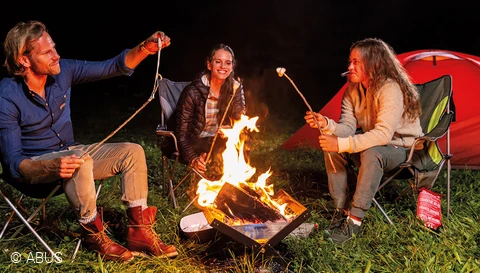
[199,92,219,137]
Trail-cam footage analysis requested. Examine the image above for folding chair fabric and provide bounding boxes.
[155,78,192,209]
[157,78,191,130]
[156,78,190,159]
[374,75,454,223]
[4,175,64,199]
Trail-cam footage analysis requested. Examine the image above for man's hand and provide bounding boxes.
[55,155,85,179]
[152,31,171,49]
[318,135,339,152]
[126,31,171,68]
[19,155,85,182]
[143,31,171,53]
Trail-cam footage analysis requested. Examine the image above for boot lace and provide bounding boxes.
[128,224,164,248]
[86,223,115,249]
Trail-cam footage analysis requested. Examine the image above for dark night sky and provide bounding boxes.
[1,0,479,116]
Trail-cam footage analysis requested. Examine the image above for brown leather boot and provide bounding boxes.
[80,211,133,262]
[126,206,178,258]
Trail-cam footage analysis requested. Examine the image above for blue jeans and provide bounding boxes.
[30,142,148,218]
[325,145,409,218]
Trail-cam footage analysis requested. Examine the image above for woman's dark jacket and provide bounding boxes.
[174,71,245,164]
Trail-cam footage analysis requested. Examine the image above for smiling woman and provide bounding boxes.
[168,43,248,181]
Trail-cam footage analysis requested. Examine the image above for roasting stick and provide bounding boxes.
[183,81,240,213]
[80,39,164,159]
[276,67,337,173]
[205,81,240,163]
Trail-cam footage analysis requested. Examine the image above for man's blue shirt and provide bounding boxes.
[0,49,134,180]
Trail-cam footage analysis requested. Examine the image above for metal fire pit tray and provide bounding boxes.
[201,183,310,254]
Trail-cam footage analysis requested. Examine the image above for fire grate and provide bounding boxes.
[200,183,310,254]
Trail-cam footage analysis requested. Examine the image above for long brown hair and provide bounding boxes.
[351,38,421,120]
[3,20,47,76]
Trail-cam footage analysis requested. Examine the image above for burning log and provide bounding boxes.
[189,114,311,253]
[213,183,286,223]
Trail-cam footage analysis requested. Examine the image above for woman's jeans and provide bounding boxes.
[325,145,409,219]
[30,142,148,218]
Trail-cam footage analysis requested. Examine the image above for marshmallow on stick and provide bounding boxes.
[276,67,337,173]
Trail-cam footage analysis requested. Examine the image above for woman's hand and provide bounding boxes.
[304,111,328,129]
[318,135,339,152]
[190,153,207,174]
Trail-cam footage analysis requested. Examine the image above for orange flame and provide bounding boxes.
[196,114,293,220]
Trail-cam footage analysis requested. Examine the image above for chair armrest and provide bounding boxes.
[155,129,180,157]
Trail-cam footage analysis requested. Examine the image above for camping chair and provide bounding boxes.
[155,78,194,209]
[0,172,63,262]
[373,74,454,225]
[1,169,104,261]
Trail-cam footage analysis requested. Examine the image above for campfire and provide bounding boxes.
[184,114,310,253]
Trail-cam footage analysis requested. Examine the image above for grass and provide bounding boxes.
[1,86,479,273]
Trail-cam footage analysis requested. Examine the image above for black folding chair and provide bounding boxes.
[0,172,63,262]
[1,170,104,261]
[373,75,454,224]
[155,78,193,209]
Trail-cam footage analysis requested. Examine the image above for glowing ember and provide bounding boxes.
[195,114,295,221]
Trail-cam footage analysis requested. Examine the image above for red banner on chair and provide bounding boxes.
[416,188,443,230]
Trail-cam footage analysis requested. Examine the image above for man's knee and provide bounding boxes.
[122,143,146,157]
[117,143,147,170]
[77,153,94,171]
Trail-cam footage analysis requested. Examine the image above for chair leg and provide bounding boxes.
[10,184,62,239]
[372,198,394,225]
[173,169,194,193]
[71,238,82,262]
[15,195,30,216]
[1,190,61,262]
[41,198,47,224]
[162,155,180,209]
[0,194,24,239]
[394,179,416,202]
[446,157,452,217]
[161,156,170,196]
[0,208,15,239]
[95,180,104,199]
[169,178,178,209]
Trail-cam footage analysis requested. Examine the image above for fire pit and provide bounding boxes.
[181,115,311,254]
[202,183,310,254]
[180,182,310,254]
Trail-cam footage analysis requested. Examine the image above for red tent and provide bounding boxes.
[281,49,480,169]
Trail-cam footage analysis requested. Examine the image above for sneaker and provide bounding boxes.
[329,217,361,245]
[324,209,347,236]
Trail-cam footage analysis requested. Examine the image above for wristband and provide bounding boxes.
[140,41,156,55]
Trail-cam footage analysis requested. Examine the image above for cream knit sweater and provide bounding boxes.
[323,79,423,154]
